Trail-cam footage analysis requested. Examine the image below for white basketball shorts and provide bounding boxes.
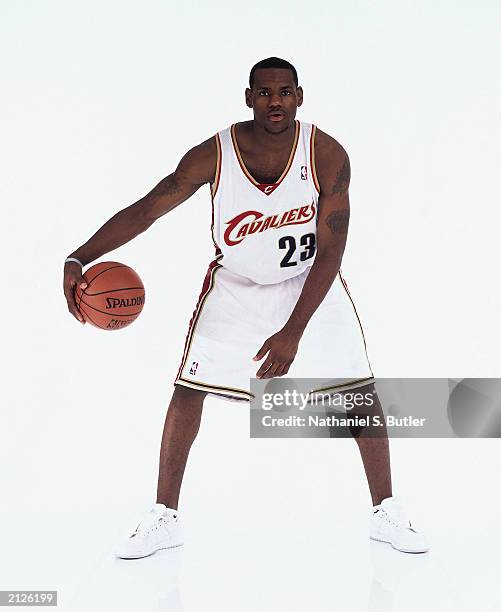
[174,260,374,402]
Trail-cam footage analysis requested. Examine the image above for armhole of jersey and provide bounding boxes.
[310,125,321,195]
[210,133,222,198]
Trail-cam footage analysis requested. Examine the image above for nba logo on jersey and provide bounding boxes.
[300,166,308,180]
[189,361,199,375]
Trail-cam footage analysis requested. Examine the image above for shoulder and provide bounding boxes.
[313,127,350,193]
[176,134,219,185]
[187,133,219,162]
[313,127,348,162]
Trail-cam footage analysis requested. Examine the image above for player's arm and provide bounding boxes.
[283,132,350,332]
[63,136,217,322]
[254,130,350,378]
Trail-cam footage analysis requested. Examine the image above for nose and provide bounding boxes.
[268,93,282,107]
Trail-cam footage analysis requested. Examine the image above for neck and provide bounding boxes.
[250,119,296,150]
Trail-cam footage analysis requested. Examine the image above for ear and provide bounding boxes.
[245,88,253,108]
[297,86,304,107]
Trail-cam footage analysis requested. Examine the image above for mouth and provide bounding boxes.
[268,111,285,122]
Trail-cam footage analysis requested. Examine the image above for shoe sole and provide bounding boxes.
[116,542,184,560]
[370,535,430,554]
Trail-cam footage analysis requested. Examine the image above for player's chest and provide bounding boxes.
[238,150,292,184]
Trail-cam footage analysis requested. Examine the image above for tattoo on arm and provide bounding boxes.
[331,156,351,195]
[325,209,349,236]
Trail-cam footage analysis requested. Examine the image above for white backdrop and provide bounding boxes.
[2,1,501,611]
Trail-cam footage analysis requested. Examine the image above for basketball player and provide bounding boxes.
[63,58,429,556]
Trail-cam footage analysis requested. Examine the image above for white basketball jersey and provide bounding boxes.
[210,120,321,285]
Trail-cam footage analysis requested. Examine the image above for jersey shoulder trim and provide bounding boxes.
[210,132,222,198]
[309,124,321,194]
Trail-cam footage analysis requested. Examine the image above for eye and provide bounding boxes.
[281,90,292,95]
[258,91,269,96]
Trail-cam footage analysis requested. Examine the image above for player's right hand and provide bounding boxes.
[63,261,88,324]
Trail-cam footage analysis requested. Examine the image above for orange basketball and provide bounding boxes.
[75,261,145,330]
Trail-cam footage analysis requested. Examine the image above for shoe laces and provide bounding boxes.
[377,499,416,532]
[131,508,175,537]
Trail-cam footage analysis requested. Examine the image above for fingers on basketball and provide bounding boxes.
[74,261,145,331]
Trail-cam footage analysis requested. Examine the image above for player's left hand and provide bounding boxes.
[253,328,301,379]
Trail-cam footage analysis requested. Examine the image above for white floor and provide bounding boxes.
[2,505,498,612]
[2,401,500,612]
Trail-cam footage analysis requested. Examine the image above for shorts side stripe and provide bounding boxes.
[176,258,222,380]
[175,260,255,400]
[338,270,374,377]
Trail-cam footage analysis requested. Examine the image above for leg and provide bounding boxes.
[156,385,207,510]
[348,383,392,506]
[344,384,429,553]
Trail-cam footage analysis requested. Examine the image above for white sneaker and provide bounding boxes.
[115,503,183,559]
[370,496,430,553]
